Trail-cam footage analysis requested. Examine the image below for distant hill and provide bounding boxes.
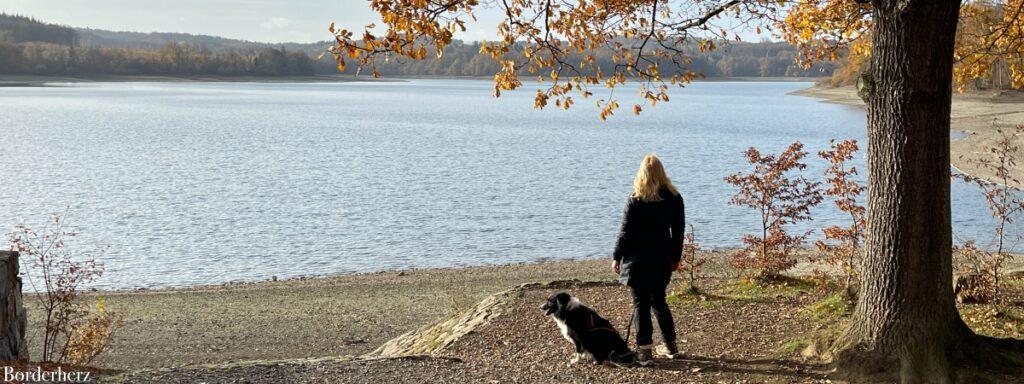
[0,13,76,45]
[74,28,330,54]
[0,13,834,78]
[76,29,266,51]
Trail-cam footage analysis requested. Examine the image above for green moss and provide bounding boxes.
[779,338,810,354]
[801,293,854,321]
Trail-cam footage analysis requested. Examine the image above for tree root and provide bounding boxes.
[831,323,1024,384]
[831,343,900,383]
[949,330,1024,383]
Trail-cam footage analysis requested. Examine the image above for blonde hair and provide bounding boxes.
[632,154,679,202]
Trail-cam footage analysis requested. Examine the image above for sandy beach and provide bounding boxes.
[37,259,617,370]
[793,86,1024,183]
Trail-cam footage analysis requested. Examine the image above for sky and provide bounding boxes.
[0,0,506,43]
[0,0,766,44]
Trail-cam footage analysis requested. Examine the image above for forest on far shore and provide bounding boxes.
[0,13,834,79]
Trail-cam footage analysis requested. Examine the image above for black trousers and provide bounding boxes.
[629,281,676,347]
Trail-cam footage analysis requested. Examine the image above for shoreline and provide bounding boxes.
[0,74,393,86]
[92,255,613,294]
[793,85,1024,184]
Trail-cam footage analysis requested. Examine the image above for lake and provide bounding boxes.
[0,79,1001,289]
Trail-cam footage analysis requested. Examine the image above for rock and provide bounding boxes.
[371,288,519,357]
[370,278,622,359]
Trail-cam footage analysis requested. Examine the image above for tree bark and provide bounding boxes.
[834,1,1024,383]
[0,251,28,362]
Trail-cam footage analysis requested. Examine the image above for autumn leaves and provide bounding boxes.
[329,0,770,121]
[783,1,1024,92]
[330,1,1022,122]
[327,0,468,78]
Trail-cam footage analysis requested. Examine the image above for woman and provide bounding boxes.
[612,154,684,365]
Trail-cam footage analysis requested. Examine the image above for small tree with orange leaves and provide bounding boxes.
[815,139,866,297]
[954,125,1024,306]
[725,142,822,279]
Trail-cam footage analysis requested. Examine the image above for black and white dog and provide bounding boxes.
[540,292,635,366]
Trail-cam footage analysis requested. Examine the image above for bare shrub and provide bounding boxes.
[676,224,706,294]
[7,212,119,365]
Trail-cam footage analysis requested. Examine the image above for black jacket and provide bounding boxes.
[612,188,685,286]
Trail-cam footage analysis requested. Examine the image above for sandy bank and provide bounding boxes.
[793,86,1024,183]
[36,258,615,370]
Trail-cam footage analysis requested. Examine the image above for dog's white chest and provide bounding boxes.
[553,317,573,343]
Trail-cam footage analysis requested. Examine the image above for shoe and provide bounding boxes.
[635,345,654,366]
[659,340,680,359]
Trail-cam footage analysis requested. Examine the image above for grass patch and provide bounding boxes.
[719,276,815,302]
[1005,276,1024,290]
[800,293,854,321]
[666,288,719,309]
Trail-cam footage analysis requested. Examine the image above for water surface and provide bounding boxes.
[0,80,1000,289]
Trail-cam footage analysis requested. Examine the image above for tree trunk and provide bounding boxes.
[835,1,1024,383]
[0,251,28,361]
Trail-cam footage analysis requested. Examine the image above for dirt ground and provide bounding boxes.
[101,273,1024,383]
[792,86,1024,184]
[26,258,615,370]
